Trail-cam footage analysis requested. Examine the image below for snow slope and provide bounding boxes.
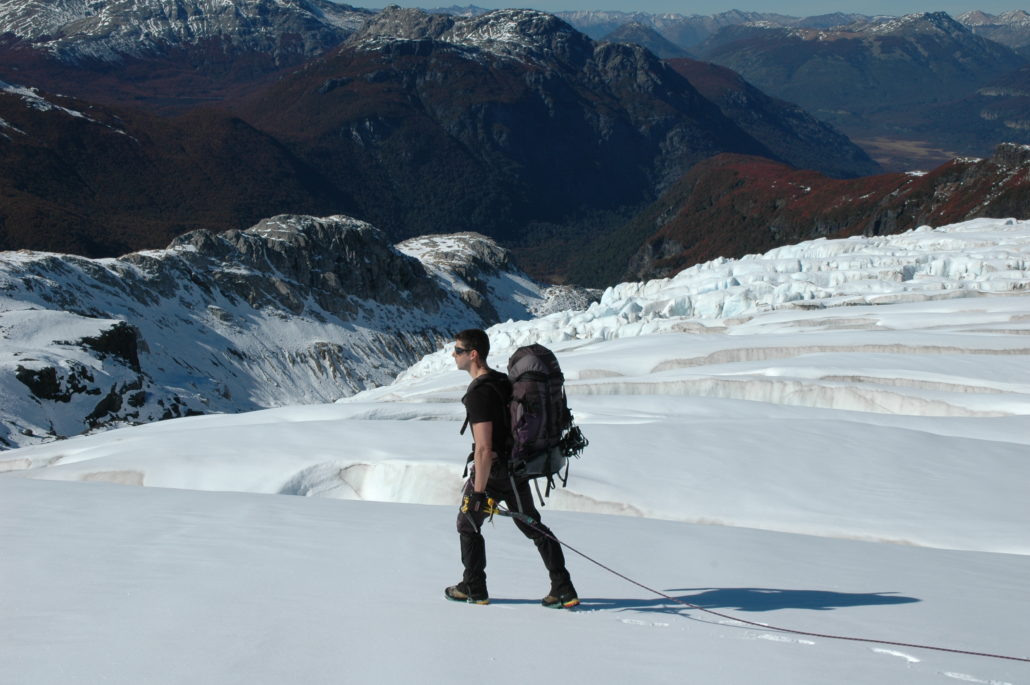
[0,215,566,449]
[2,478,1027,685]
[2,217,1030,684]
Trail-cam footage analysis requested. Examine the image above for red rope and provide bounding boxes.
[496,507,1030,664]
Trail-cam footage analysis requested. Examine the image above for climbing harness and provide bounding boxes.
[494,506,1030,664]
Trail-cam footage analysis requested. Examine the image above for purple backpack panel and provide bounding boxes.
[507,344,570,462]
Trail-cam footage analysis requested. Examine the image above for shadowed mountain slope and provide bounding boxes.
[617,144,1030,282]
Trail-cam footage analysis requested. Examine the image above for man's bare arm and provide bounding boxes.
[470,420,494,492]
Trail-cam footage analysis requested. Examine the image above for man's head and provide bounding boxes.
[454,329,490,373]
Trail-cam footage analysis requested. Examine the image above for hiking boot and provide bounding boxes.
[541,590,580,609]
[445,582,489,605]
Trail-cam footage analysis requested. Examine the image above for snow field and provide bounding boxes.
[3,218,1030,683]
[1,478,1027,685]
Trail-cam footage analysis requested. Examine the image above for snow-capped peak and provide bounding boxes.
[349,6,590,64]
[864,11,968,36]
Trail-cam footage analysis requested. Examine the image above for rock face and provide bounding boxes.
[0,214,592,449]
[622,143,1030,281]
[164,216,444,315]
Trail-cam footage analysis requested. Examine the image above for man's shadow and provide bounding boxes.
[572,587,920,614]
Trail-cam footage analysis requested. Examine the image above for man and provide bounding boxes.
[444,328,579,608]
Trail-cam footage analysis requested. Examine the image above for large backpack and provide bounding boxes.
[461,344,588,502]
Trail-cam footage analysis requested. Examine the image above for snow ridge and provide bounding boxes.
[349,7,589,65]
[0,215,556,448]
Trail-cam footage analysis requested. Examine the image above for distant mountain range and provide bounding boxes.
[959,9,1030,54]
[557,7,1030,52]
[692,12,1027,169]
[559,8,1030,171]
[558,9,875,47]
[0,2,881,286]
[1,1,1028,286]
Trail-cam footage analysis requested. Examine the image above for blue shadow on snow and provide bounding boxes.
[564,587,920,614]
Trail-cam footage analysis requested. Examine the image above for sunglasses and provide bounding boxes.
[454,346,473,355]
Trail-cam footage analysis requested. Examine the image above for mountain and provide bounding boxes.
[0,0,368,63]
[592,32,879,180]
[793,12,878,29]
[0,0,373,111]
[426,5,491,17]
[601,21,690,58]
[620,143,1030,281]
[1,5,885,285]
[557,9,803,50]
[0,214,591,448]
[0,3,948,286]
[959,9,1030,54]
[665,58,880,179]
[696,12,1028,170]
[0,80,345,255]
[906,62,1030,156]
[228,7,784,282]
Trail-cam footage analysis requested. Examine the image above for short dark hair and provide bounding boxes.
[455,328,490,360]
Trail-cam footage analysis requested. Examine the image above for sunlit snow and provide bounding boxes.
[2,218,1029,684]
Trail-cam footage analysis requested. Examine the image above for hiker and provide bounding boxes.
[444,328,579,608]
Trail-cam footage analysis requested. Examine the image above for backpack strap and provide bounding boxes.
[533,478,547,507]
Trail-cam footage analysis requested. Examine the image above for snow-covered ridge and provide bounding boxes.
[349,6,589,64]
[0,80,98,124]
[0,79,131,139]
[860,10,969,36]
[2,81,82,116]
[0,214,559,449]
[0,0,370,63]
[959,8,1030,28]
[396,232,597,321]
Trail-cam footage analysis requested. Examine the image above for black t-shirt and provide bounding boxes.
[462,370,512,455]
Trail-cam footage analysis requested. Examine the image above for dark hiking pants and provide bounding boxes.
[456,473,573,596]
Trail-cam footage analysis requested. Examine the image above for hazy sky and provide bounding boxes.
[389,2,1025,17]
